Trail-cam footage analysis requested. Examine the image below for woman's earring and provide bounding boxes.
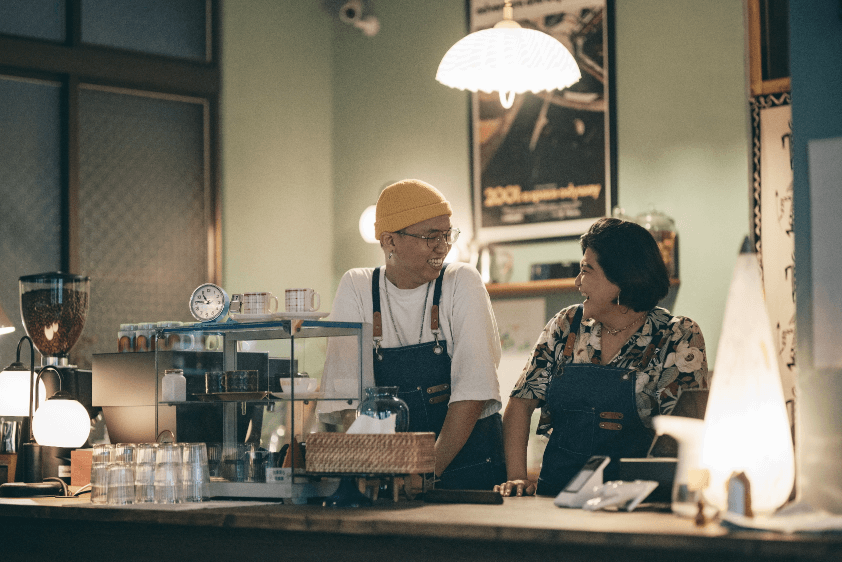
[616,291,620,306]
[388,251,393,260]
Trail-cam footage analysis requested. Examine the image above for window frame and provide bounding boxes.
[0,0,221,281]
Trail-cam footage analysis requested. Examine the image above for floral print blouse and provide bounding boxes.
[510,305,709,433]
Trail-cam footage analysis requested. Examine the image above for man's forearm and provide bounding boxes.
[434,400,486,476]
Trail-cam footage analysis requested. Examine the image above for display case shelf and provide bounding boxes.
[154,318,369,502]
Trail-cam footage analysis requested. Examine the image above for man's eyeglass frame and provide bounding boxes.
[395,227,460,248]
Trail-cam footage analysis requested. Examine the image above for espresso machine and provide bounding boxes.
[16,272,92,483]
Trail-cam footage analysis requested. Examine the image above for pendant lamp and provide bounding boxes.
[436,1,581,108]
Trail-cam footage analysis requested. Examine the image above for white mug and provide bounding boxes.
[285,288,320,312]
[240,292,279,315]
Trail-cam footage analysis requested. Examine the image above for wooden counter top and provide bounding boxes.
[1,496,840,562]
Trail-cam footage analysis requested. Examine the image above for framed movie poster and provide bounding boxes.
[470,0,615,243]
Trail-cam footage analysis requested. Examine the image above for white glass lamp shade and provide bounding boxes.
[701,249,795,515]
[436,24,581,108]
[32,396,91,447]
[359,204,378,243]
[0,368,46,416]
[0,300,15,335]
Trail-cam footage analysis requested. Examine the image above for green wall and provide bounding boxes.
[221,0,751,368]
[221,0,335,302]
[612,0,750,366]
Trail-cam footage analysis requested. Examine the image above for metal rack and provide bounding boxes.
[154,318,370,501]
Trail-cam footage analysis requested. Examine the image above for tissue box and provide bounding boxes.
[306,432,436,474]
[71,449,93,487]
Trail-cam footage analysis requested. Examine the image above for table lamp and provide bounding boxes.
[31,366,91,448]
[0,300,14,336]
[0,336,46,420]
[700,239,795,515]
[0,337,90,484]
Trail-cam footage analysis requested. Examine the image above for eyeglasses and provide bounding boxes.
[396,227,460,248]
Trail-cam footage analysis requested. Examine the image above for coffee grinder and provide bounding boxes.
[16,272,92,484]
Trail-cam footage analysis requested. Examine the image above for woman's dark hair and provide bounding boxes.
[579,217,670,312]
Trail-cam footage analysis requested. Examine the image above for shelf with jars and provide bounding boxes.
[486,207,680,299]
[486,277,680,299]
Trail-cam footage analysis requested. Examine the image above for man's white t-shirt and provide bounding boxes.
[318,262,502,421]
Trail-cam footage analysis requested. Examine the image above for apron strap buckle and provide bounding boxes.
[373,338,383,361]
[432,331,444,355]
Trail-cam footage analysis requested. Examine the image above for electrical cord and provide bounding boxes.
[43,476,69,497]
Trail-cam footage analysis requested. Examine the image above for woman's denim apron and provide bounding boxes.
[537,304,665,497]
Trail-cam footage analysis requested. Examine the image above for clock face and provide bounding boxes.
[190,283,229,322]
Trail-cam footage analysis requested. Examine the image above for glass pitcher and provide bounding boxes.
[357,386,409,432]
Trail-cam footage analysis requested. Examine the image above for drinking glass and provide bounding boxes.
[243,444,268,483]
[206,442,222,477]
[222,443,246,482]
[181,442,210,502]
[134,443,157,503]
[154,443,182,504]
[112,443,136,464]
[90,443,113,504]
[106,462,135,505]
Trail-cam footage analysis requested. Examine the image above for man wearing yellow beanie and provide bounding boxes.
[320,179,506,491]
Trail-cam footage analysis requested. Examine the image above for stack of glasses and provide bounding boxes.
[89,442,211,504]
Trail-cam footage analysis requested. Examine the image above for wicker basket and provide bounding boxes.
[306,432,436,474]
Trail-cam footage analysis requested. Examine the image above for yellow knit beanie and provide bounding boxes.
[374,179,452,239]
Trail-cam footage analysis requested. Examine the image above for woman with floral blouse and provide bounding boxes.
[495,217,709,497]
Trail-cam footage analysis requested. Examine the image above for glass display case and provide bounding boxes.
[153,318,370,503]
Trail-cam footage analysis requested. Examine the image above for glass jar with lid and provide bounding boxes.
[135,322,156,352]
[117,323,136,352]
[635,207,678,278]
[162,369,187,402]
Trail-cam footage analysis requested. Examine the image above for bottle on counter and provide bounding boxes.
[162,368,187,402]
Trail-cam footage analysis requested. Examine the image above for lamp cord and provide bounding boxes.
[43,476,69,497]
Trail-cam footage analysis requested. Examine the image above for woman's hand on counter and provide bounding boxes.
[494,479,537,497]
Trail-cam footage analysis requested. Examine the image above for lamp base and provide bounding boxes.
[17,443,41,483]
[0,480,64,498]
[15,443,72,484]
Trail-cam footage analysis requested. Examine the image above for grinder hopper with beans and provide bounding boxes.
[19,272,90,368]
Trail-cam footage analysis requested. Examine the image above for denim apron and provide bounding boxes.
[372,265,505,490]
[536,304,667,497]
